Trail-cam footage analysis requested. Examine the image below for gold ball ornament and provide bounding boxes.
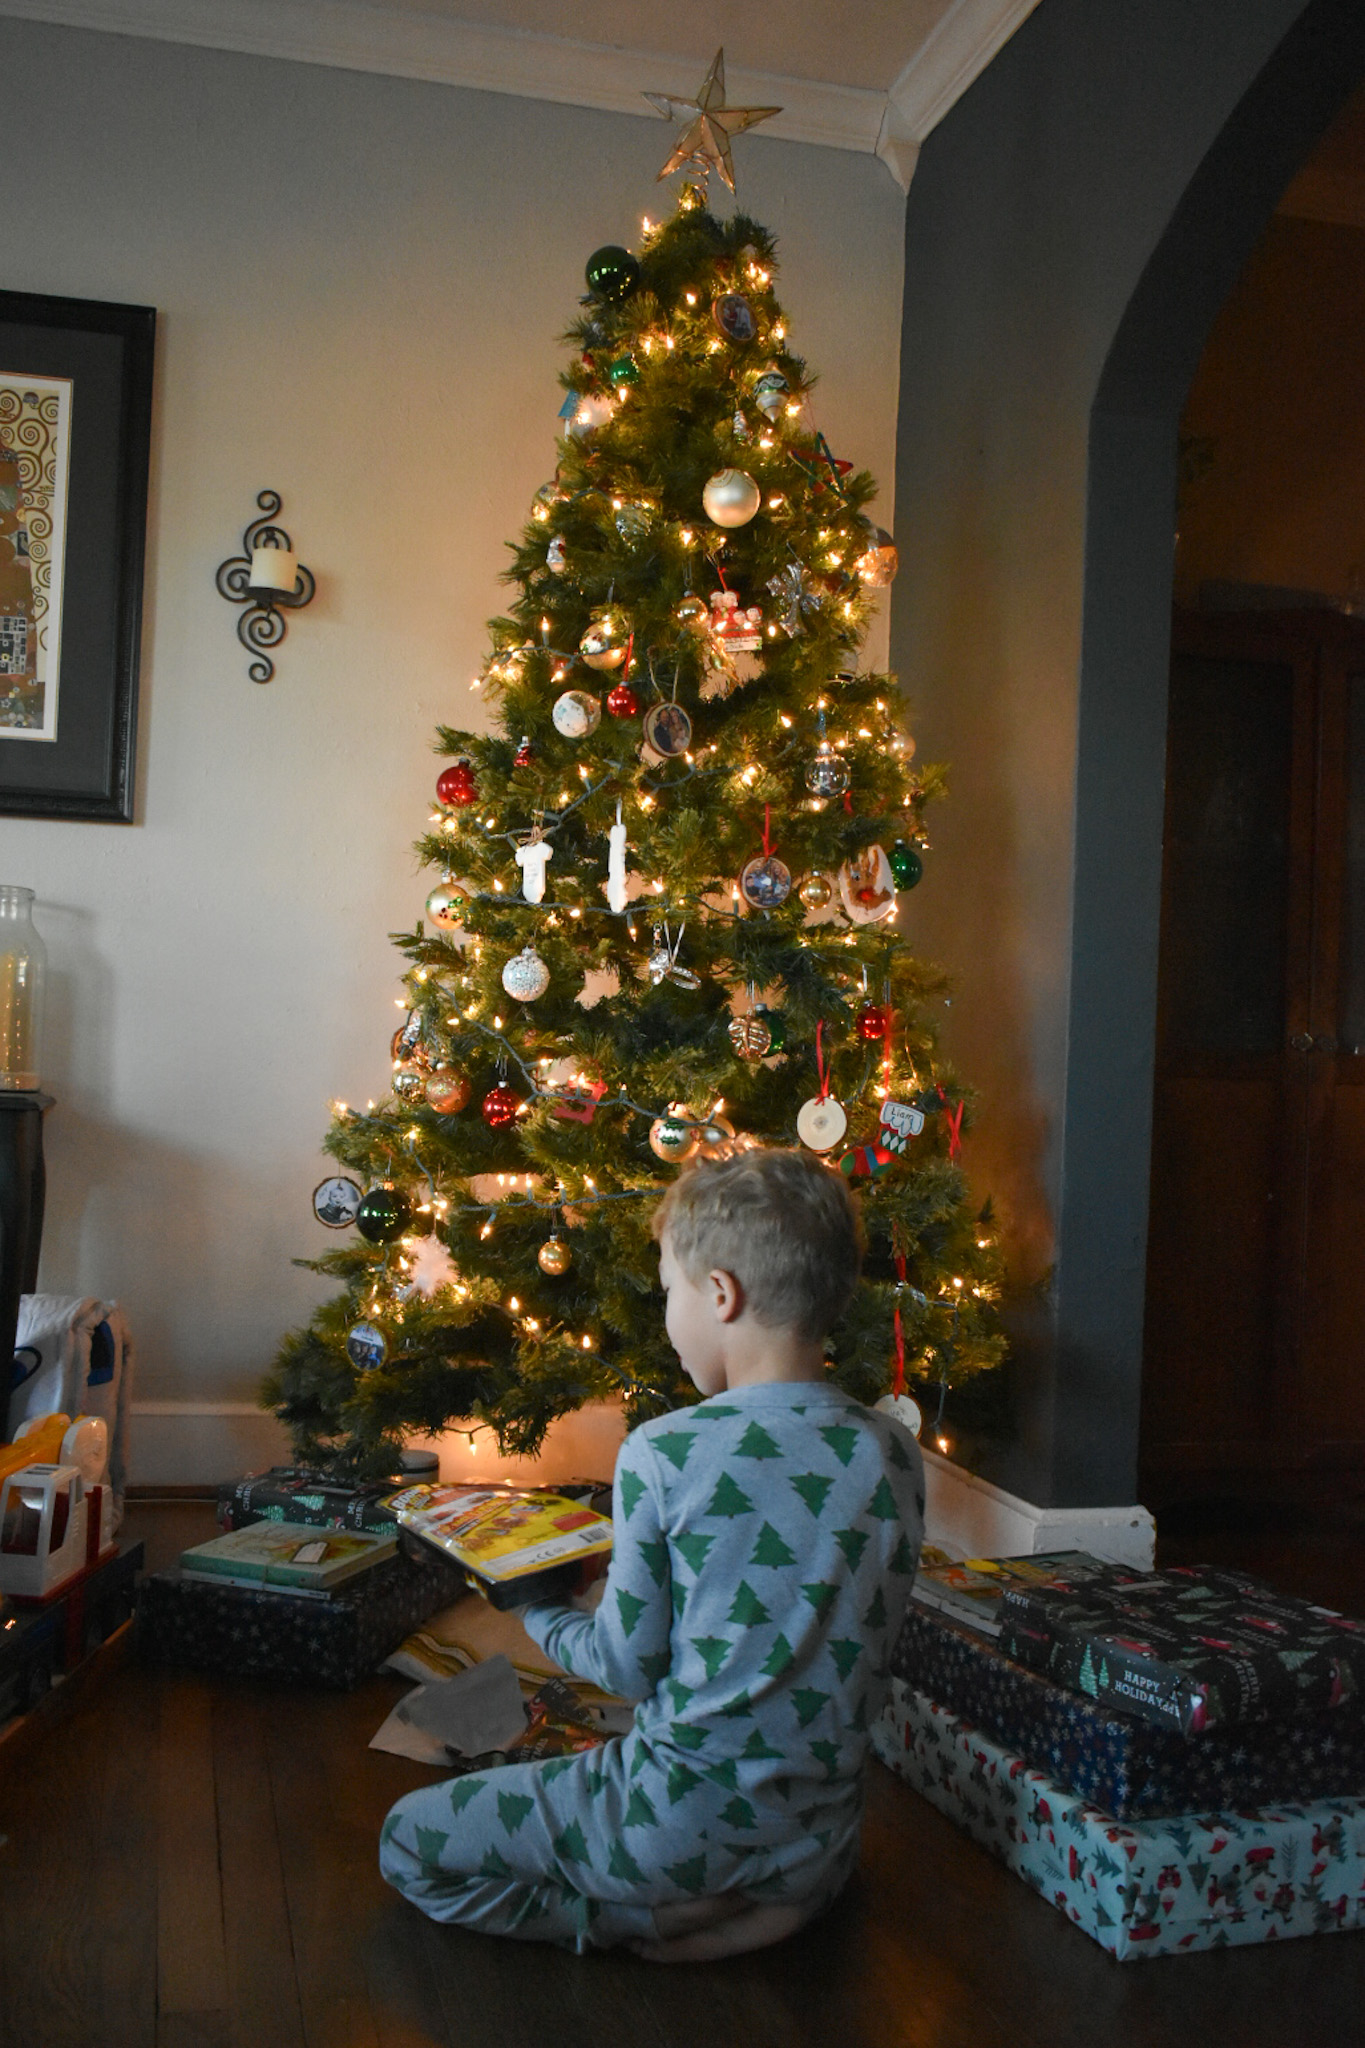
[728,1014,773,1060]
[425,879,469,931]
[798,872,835,911]
[424,1067,471,1114]
[649,1111,700,1163]
[538,1236,573,1276]
[696,1113,736,1158]
[579,614,629,672]
[702,469,761,529]
[391,1060,427,1103]
[675,593,709,632]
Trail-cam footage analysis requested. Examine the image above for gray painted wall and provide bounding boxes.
[891,0,1365,1504]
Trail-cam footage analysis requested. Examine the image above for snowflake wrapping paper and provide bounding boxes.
[873,1680,1365,1959]
[891,1602,1365,1821]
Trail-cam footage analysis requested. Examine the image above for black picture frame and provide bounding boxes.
[0,290,154,822]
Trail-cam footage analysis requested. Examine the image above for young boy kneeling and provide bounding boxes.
[379,1147,925,1960]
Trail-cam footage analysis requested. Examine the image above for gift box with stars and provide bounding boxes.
[891,1600,1365,1821]
[874,1682,1365,1959]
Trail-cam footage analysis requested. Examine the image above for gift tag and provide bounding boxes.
[796,1095,847,1153]
[875,1392,923,1439]
[879,1100,926,1156]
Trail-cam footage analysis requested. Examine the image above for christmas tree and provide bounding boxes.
[264,176,1006,1481]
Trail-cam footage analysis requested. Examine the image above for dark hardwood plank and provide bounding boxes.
[0,1671,125,2048]
[157,1677,228,2024]
[314,1680,452,2048]
[213,1689,306,2048]
[265,1689,384,2048]
[157,2018,230,2048]
[93,1659,161,2048]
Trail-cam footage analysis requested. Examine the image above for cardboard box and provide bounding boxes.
[874,1678,1365,1959]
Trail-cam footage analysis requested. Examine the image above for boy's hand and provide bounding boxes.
[570,1576,609,1615]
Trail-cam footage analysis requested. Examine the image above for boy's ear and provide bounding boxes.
[708,1269,744,1324]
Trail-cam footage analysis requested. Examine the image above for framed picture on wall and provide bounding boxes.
[0,289,154,822]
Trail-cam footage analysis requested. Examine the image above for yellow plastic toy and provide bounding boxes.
[0,1414,72,1487]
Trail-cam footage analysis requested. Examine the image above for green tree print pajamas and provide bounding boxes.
[379,1381,925,1951]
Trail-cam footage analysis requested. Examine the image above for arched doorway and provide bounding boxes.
[1054,0,1365,1507]
[1142,87,1365,1510]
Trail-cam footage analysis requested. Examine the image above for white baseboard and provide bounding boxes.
[128,1403,1156,1568]
[921,1447,1156,1568]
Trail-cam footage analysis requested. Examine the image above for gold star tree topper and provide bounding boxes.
[644,48,781,195]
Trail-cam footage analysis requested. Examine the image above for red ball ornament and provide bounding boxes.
[605,682,640,719]
[481,1083,520,1128]
[437,760,477,807]
[855,1002,890,1043]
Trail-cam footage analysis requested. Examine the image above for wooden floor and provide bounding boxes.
[2,1500,1363,2048]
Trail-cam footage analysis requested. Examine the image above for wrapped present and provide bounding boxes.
[998,1564,1365,1737]
[217,1467,400,1534]
[136,1543,468,1690]
[894,1601,1365,1820]
[874,1679,1365,1958]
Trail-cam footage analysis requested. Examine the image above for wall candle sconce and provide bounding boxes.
[215,490,316,682]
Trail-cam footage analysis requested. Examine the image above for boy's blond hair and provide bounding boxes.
[651,1146,863,1339]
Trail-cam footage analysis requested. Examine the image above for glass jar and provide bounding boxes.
[0,887,46,1090]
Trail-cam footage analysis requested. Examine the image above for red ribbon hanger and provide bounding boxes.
[892,1250,907,1397]
[815,1019,829,1102]
[938,1088,964,1161]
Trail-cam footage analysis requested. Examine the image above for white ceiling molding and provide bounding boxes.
[877,0,1043,188]
[0,0,1040,189]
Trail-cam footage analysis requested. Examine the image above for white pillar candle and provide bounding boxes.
[249,545,298,594]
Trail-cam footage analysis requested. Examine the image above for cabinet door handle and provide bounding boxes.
[1289,1032,1313,1052]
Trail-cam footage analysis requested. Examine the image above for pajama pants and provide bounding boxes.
[379,1738,862,1954]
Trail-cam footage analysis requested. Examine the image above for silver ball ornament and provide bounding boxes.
[805,742,850,799]
[501,946,550,1002]
[702,468,761,530]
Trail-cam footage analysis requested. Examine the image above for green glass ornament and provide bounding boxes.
[585,246,640,303]
[889,841,924,891]
[607,356,639,388]
[356,1181,412,1244]
[754,1005,787,1053]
